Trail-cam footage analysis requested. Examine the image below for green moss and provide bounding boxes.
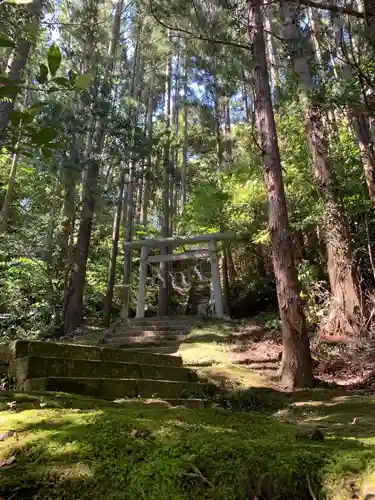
[0,392,374,499]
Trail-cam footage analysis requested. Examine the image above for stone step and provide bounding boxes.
[112,325,189,333]
[114,345,181,354]
[125,315,203,322]
[24,377,211,400]
[12,356,198,383]
[10,340,182,367]
[120,317,204,327]
[105,331,187,340]
[102,337,185,348]
[117,323,197,331]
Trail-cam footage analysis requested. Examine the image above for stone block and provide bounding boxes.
[140,364,190,382]
[99,379,138,399]
[24,377,102,398]
[10,340,102,361]
[100,347,182,367]
[12,356,141,380]
[24,377,138,400]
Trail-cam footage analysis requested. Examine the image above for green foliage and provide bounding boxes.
[36,63,49,84]
[47,43,62,77]
[0,254,53,339]
[179,182,229,233]
[0,34,15,48]
[74,73,93,90]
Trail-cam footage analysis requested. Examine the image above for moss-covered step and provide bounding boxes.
[114,345,180,354]
[102,343,183,355]
[9,340,183,367]
[111,324,189,333]
[102,336,186,347]
[11,356,197,383]
[105,330,186,339]
[24,377,210,400]
[101,347,182,366]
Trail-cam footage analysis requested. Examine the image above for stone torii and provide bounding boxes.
[123,232,235,318]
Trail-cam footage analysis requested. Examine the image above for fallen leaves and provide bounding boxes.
[0,455,16,468]
[128,428,153,440]
[0,430,15,441]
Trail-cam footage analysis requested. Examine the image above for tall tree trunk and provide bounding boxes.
[0,89,29,232]
[248,0,313,389]
[353,115,375,204]
[121,168,135,318]
[64,155,100,332]
[59,170,77,324]
[263,4,278,93]
[181,57,189,208]
[121,24,142,318]
[141,87,154,227]
[332,12,375,205]
[43,177,61,263]
[0,151,19,232]
[64,0,122,332]
[307,8,338,135]
[103,166,126,326]
[158,42,172,316]
[243,81,251,123]
[224,98,233,165]
[281,2,361,334]
[213,84,224,170]
[0,0,41,144]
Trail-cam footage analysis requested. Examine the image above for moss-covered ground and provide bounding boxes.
[12,321,373,498]
[1,390,375,499]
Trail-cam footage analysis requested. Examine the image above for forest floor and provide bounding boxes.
[68,316,375,394]
[14,318,372,498]
[1,389,375,499]
[176,317,375,391]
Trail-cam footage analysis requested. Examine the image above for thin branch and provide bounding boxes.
[149,0,251,51]
[271,0,367,19]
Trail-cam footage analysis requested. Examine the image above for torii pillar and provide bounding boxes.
[126,232,234,318]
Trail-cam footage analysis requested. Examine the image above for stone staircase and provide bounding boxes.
[7,340,211,408]
[101,316,204,354]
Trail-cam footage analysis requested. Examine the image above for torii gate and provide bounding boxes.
[124,232,235,319]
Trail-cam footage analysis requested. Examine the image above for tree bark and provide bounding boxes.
[141,87,154,227]
[0,151,19,232]
[43,177,61,264]
[158,42,172,316]
[224,98,233,164]
[307,8,338,136]
[181,57,189,208]
[332,12,375,205]
[243,81,251,123]
[281,2,361,333]
[103,167,126,326]
[263,4,278,94]
[248,0,313,389]
[0,0,41,144]
[120,24,142,318]
[213,84,224,170]
[64,0,123,332]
